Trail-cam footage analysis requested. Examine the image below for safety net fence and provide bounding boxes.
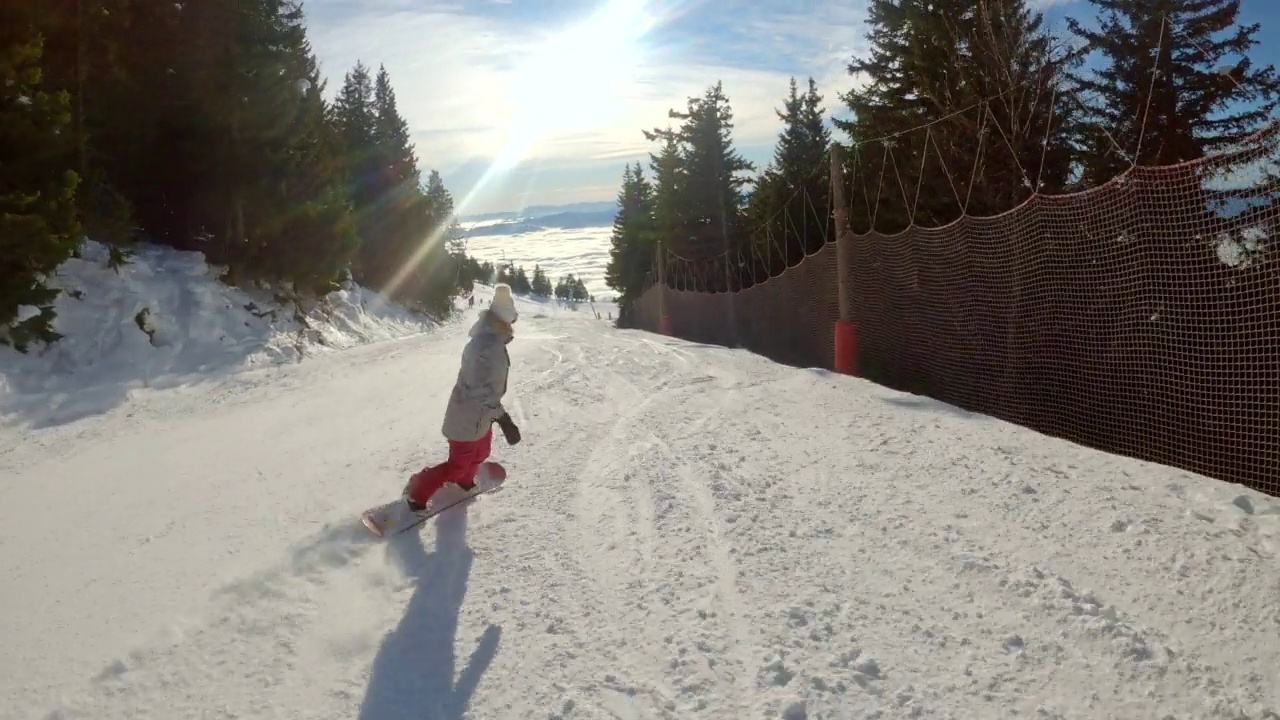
[630,116,1280,497]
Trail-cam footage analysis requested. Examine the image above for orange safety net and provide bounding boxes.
[631,120,1280,497]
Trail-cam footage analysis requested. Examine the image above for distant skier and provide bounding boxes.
[402,283,521,515]
[468,295,475,308]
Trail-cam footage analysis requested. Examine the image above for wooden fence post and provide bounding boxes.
[657,242,672,335]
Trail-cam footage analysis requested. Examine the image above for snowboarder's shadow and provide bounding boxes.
[358,503,502,720]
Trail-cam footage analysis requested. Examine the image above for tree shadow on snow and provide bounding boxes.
[359,503,502,720]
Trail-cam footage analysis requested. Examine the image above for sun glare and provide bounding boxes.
[492,0,658,170]
[384,1,665,301]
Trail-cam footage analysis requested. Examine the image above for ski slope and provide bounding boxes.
[3,288,1279,720]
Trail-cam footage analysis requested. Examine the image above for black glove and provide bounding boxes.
[495,412,521,445]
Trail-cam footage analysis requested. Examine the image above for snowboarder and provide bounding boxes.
[403,283,522,515]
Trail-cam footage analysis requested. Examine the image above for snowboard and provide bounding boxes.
[360,461,507,538]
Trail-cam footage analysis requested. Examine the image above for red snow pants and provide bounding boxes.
[406,430,493,505]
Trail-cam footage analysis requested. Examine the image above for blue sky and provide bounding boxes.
[304,0,1280,216]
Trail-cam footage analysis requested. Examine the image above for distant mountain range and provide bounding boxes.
[460,201,618,224]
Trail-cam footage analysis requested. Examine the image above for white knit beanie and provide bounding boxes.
[489,283,518,324]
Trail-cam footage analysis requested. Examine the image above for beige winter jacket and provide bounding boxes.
[441,311,511,442]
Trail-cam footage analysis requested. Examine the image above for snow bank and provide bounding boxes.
[0,240,438,429]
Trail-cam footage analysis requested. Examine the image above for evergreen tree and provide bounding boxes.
[554,275,573,300]
[33,0,136,249]
[604,163,655,316]
[0,17,81,349]
[646,83,754,291]
[81,0,185,248]
[1066,0,1280,185]
[331,61,462,313]
[836,0,1073,231]
[424,169,468,305]
[425,170,455,227]
[332,61,381,280]
[169,0,316,265]
[512,266,532,295]
[373,65,420,189]
[531,265,553,297]
[358,63,424,288]
[250,14,359,293]
[746,77,832,271]
[966,0,1076,208]
[332,60,377,209]
[0,0,481,355]
[646,131,687,287]
[459,257,494,289]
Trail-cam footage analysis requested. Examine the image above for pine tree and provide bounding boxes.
[331,62,462,313]
[175,0,296,263]
[82,0,185,247]
[645,131,687,287]
[744,170,785,275]
[360,63,425,290]
[604,163,655,316]
[333,61,377,205]
[836,0,1073,231]
[423,168,466,305]
[425,170,454,221]
[531,265,552,297]
[834,0,959,232]
[966,0,1076,209]
[747,77,832,271]
[425,169,459,253]
[1067,0,1280,186]
[373,65,420,189]
[249,7,359,293]
[554,275,573,300]
[649,83,754,291]
[32,0,136,249]
[332,61,381,277]
[512,266,532,295]
[0,18,81,349]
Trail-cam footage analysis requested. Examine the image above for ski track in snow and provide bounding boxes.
[4,290,1280,720]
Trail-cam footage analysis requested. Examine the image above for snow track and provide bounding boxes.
[4,293,1280,720]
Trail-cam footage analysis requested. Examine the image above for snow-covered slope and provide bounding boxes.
[0,241,439,430]
[3,287,1278,720]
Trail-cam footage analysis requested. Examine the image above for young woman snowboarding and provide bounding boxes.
[408,283,521,509]
[368,285,522,534]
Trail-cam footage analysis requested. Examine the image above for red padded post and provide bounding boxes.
[835,319,858,376]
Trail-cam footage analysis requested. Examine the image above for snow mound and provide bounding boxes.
[0,240,437,429]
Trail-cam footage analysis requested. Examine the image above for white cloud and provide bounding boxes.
[306,1,870,214]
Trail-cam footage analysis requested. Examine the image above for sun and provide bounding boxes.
[492,0,659,170]
[381,0,664,300]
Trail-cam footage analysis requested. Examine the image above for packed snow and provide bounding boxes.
[3,239,1280,720]
[0,240,438,430]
